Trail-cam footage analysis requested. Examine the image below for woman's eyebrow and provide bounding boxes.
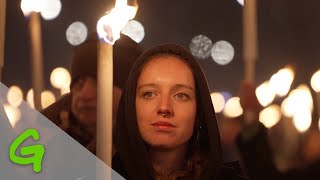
[137,83,158,91]
[173,84,195,91]
[137,83,194,92]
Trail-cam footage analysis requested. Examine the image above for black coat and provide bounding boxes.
[112,153,247,180]
[41,94,96,154]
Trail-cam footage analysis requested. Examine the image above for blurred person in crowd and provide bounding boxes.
[236,81,320,180]
[41,33,143,154]
[218,114,243,162]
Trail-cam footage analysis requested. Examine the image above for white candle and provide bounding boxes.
[28,12,44,110]
[96,41,113,167]
[243,0,258,84]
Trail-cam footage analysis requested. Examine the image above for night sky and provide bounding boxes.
[4,0,320,97]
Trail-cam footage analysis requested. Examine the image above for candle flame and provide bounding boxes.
[21,0,45,16]
[97,0,138,44]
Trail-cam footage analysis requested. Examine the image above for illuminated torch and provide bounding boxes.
[96,0,138,168]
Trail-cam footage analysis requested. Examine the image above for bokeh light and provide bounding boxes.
[259,104,282,128]
[61,86,70,95]
[189,35,213,59]
[66,21,88,46]
[50,67,71,89]
[121,20,145,43]
[7,86,23,108]
[26,89,34,108]
[269,67,295,97]
[40,0,62,20]
[255,81,275,107]
[223,97,243,118]
[281,84,313,118]
[210,92,225,113]
[4,104,21,128]
[281,97,294,118]
[310,69,320,93]
[26,89,56,109]
[41,90,56,109]
[211,40,235,65]
[293,109,312,133]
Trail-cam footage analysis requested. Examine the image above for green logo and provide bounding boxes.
[9,128,45,173]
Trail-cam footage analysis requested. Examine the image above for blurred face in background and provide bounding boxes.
[71,76,123,128]
[71,76,97,127]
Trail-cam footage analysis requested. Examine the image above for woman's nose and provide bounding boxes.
[157,96,173,118]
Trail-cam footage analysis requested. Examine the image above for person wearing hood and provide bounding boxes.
[41,33,143,154]
[112,43,247,180]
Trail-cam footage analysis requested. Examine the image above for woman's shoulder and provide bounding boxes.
[217,161,248,180]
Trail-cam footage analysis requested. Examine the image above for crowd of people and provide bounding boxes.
[39,31,320,180]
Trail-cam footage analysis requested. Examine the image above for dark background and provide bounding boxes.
[4,0,320,96]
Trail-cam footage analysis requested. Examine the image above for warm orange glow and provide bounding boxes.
[41,90,56,108]
[255,81,275,107]
[311,69,320,93]
[50,67,71,89]
[210,92,225,113]
[259,104,282,128]
[223,97,243,118]
[293,109,312,133]
[97,0,138,44]
[281,84,313,118]
[269,67,295,97]
[26,89,56,109]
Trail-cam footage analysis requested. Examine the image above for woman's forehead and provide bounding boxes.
[136,59,195,93]
[142,54,192,73]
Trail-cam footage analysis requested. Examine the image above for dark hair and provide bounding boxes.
[70,32,143,89]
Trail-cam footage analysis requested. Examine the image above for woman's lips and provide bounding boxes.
[151,121,175,130]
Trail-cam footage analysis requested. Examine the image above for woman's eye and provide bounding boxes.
[175,93,190,101]
[143,92,154,98]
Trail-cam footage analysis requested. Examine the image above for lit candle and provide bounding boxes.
[21,0,44,110]
[96,0,138,169]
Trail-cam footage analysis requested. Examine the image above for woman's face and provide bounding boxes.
[136,55,197,150]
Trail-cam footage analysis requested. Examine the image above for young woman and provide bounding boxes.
[113,44,246,180]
